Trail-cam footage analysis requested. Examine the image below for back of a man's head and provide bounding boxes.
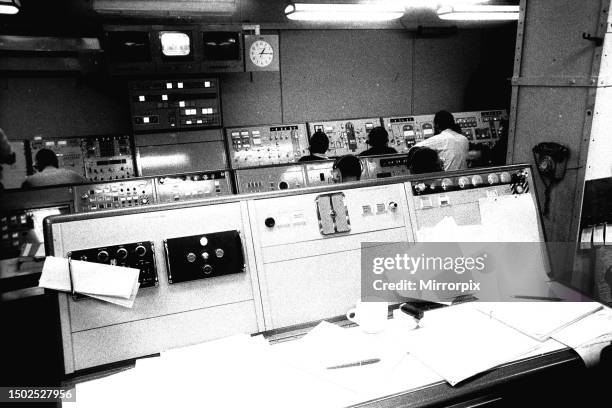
[407,147,443,174]
[334,155,362,181]
[309,130,330,155]
[366,126,389,149]
[433,110,456,134]
[35,148,59,171]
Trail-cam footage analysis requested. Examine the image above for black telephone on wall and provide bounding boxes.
[532,142,570,216]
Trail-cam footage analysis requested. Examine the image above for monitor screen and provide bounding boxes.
[106,31,152,63]
[202,31,241,61]
[159,31,192,58]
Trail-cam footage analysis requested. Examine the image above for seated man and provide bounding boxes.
[407,146,444,174]
[415,110,469,171]
[22,148,86,188]
[299,130,329,162]
[359,126,398,156]
[332,155,362,182]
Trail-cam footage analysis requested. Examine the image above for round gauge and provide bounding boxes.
[487,173,499,185]
[471,175,483,187]
[458,177,470,189]
[249,39,274,67]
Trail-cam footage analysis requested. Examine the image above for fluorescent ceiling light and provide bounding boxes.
[437,5,519,20]
[284,3,405,22]
[0,0,21,15]
[92,0,237,15]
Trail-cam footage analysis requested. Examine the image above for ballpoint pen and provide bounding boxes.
[326,358,381,370]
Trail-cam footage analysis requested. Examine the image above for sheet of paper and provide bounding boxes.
[70,259,139,299]
[475,302,604,341]
[85,282,140,308]
[551,307,612,348]
[405,304,542,386]
[478,194,542,242]
[38,256,71,291]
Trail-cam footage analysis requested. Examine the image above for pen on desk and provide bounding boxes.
[326,358,381,370]
[513,295,563,301]
[68,258,75,295]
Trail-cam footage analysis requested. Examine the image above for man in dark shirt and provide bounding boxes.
[359,126,398,157]
[298,130,330,162]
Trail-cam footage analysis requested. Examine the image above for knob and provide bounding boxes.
[458,177,470,189]
[141,197,149,204]
[265,217,275,228]
[278,181,288,190]
[471,175,483,187]
[487,173,499,185]
[186,252,197,263]
[203,264,213,275]
[135,245,147,257]
[441,178,453,190]
[116,248,128,260]
[199,236,208,247]
[388,202,398,211]
[201,252,209,260]
[215,248,224,258]
[97,250,109,262]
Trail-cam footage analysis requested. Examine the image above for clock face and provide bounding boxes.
[249,40,274,67]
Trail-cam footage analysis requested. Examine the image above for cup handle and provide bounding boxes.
[346,308,358,323]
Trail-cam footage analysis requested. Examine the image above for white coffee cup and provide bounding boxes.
[346,301,388,333]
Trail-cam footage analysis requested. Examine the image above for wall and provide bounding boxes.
[0,27,515,139]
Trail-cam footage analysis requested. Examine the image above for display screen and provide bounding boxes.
[106,31,152,63]
[159,31,192,57]
[202,31,241,61]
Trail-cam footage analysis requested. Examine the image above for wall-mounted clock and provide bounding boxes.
[244,34,279,72]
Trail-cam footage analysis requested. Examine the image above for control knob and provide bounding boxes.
[116,248,128,260]
[201,252,209,260]
[203,264,213,275]
[186,252,197,263]
[97,250,109,262]
[265,217,276,228]
[215,248,224,258]
[388,202,398,211]
[135,245,147,257]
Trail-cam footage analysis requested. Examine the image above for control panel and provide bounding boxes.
[226,124,309,168]
[67,241,158,288]
[307,117,381,157]
[155,171,232,203]
[73,179,155,213]
[82,135,135,181]
[1,206,71,259]
[29,137,86,177]
[164,230,245,284]
[303,161,337,187]
[362,154,410,179]
[383,110,508,152]
[129,78,221,133]
[234,165,306,194]
[410,168,526,196]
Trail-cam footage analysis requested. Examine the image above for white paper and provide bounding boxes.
[551,307,612,348]
[39,256,140,307]
[85,282,140,308]
[475,302,603,341]
[71,260,139,299]
[38,256,71,291]
[405,304,542,386]
[478,194,542,242]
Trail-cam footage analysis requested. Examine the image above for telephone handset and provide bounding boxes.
[532,142,570,216]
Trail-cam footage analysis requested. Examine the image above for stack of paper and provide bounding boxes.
[474,302,603,341]
[405,303,543,386]
[38,256,140,308]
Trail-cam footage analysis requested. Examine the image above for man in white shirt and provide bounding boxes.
[415,111,469,171]
[22,148,86,188]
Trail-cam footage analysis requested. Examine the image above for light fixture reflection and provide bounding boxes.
[284,3,405,22]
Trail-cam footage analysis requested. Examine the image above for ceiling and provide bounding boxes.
[0,0,520,37]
